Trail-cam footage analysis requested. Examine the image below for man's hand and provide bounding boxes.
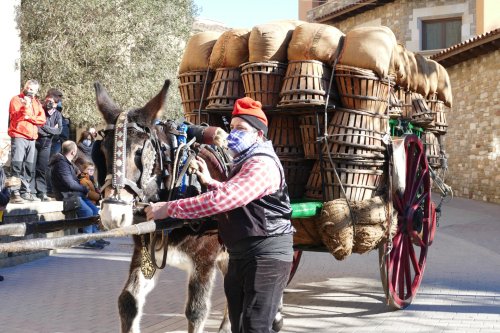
[145,202,169,221]
[194,156,213,186]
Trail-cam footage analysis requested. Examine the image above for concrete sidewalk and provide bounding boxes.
[0,196,499,332]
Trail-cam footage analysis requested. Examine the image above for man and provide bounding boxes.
[8,79,46,203]
[146,97,294,333]
[34,91,63,201]
[49,141,104,249]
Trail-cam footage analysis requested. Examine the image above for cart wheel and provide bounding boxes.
[379,135,431,309]
[287,250,302,285]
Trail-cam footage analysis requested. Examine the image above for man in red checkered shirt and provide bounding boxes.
[146,97,294,332]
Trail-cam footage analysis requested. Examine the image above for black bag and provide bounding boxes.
[61,192,82,212]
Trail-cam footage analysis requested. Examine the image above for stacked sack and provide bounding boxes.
[390,46,452,175]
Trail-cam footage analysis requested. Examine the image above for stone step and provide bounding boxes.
[0,200,78,268]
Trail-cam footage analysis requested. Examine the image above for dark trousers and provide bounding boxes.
[34,137,52,195]
[224,257,292,333]
[10,137,36,195]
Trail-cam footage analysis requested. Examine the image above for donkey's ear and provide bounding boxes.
[142,80,171,123]
[94,82,121,124]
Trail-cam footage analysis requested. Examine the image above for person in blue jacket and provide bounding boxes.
[48,140,103,249]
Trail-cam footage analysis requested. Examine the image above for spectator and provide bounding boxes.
[47,88,64,156]
[49,141,103,250]
[88,127,98,141]
[78,161,109,247]
[75,130,93,164]
[0,144,11,282]
[34,92,62,201]
[8,79,46,203]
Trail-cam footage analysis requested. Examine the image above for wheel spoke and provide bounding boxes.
[409,168,427,205]
[398,237,408,300]
[391,234,404,288]
[408,241,422,276]
[405,240,412,298]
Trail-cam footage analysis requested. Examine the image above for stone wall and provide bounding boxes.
[311,0,476,52]
[442,49,500,203]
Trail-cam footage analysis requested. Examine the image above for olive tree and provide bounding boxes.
[17,0,197,127]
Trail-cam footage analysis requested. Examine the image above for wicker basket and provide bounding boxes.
[427,94,447,134]
[281,156,314,199]
[305,158,385,202]
[298,114,326,159]
[185,111,230,128]
[394,87,412,119]
[240,61,286,110]
[206,67,244,110]
[334,64,393,115]
[411,92,435,127]
[178,70,213,114]
[278,60,336,108]
[268,114,304,156]
[422,131,442,168]
[322,107,389,160]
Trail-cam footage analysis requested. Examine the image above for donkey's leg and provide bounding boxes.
[215,251,231,333]
[118,239,159,333]
[185,262,218,333]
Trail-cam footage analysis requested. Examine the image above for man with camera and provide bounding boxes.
[8,79,46,203]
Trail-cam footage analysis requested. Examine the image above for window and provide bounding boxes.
[422,18,462,50]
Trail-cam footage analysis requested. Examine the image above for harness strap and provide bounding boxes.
[102,175,145,201]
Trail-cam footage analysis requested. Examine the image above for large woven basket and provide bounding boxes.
[268,114,311,199]
[322,107,389,160]
[240,61,286,110]
[185,110,229,128]
[278,60,336,108]
[178,70,213,114]
[298,113,326,159]
[305,158,386,202]
[206,67,244,110]
[334,64,393,115]
[427,93,447,134]
[394,87,412,119]
[422,131,442,169]
[411,92,435,127]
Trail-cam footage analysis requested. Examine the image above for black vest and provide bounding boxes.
[219,142,293,249]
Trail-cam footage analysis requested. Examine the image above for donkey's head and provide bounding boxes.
[95,80,171,230]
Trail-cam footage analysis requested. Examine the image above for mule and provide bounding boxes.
[94,80,231,333]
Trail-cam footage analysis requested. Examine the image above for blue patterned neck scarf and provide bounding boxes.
[227,129,258,160]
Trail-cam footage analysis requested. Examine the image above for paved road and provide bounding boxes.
[0,196,499,332]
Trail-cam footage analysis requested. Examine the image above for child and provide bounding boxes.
[78,161,109,247]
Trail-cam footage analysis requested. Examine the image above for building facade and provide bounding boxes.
[300,0,500,203]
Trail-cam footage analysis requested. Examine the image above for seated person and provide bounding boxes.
[78,161,109,247]
[48,141,103,250]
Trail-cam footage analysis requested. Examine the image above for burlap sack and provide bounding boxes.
[414,53,430,97]
[179,32,222,74]
[318,196,396,259]
[249,22,298,62]
[338,26,397,78]
[287,23,344,64]
[437,63,453,107]
[209,29,251,69]
[392,44,409,88]
[405,50,420,92]
[318,199,353,260]
[426,58,439,96]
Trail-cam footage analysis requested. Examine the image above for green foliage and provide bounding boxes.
[17,0,197,127]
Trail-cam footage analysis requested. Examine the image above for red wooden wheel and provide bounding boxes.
[287,250,302,285]
[379,135,432,309]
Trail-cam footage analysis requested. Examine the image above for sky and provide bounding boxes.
[193,0,299,29]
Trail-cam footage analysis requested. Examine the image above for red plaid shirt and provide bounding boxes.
[162,155,281,219]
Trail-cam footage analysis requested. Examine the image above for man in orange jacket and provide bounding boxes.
[8,79,46,203]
